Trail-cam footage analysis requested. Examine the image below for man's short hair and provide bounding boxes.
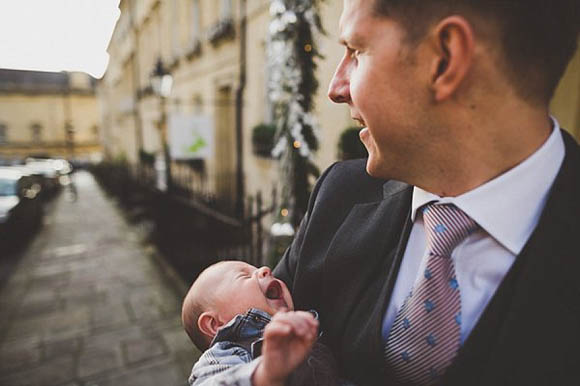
[373,0,579,103]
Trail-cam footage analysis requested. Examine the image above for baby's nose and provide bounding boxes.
[257,266,271,278]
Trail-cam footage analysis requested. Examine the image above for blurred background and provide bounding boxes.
[0,1,578,385]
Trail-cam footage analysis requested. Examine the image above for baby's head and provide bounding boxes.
[181,260,294,351]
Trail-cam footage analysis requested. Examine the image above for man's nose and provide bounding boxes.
[328,63,351,104]
[257,266,272,278]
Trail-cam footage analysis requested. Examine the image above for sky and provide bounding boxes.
[0,0,120,79]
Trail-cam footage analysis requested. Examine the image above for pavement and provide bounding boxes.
[0,171,201,386]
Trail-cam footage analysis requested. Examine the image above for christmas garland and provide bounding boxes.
[267,0,323,231]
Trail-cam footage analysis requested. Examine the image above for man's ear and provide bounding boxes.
[428,16,475,101]
[198,311,224,340]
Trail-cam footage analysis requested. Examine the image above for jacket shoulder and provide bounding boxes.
[315,159,387,205]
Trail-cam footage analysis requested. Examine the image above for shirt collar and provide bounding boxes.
[411,117,565,255]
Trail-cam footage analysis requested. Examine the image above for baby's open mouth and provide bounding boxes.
[265,280,283,300]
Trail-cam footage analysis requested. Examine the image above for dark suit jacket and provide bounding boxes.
[274,131,580,386]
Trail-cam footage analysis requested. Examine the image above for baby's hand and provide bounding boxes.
[252,310,318,386]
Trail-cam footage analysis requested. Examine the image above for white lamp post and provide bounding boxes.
[151,58,173,192]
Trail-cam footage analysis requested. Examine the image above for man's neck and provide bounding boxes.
[416,107,553,197]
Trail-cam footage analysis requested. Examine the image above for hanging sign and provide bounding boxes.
[168,114,214,160]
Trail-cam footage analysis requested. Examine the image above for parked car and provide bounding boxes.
[24,158,69,196]
[0,167,43,244]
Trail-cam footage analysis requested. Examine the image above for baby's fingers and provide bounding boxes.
[264,321,293,341]
[271,312,318,340]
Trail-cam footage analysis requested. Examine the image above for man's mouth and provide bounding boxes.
[352,117,366,127]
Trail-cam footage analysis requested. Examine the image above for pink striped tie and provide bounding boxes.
[384,204,478,385]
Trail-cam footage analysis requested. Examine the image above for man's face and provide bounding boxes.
[328,0,429,179]
[213,261,294,323]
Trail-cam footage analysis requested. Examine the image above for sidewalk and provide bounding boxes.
[0,171,200,386]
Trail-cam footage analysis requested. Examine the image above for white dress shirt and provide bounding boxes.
[382,118,566,344]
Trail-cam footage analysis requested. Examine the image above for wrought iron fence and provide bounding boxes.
[91,161,276,283]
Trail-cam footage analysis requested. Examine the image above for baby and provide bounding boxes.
[181,260,340,386]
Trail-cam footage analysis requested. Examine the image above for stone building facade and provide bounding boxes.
[0,69,102,162]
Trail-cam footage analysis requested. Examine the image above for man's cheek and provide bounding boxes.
[349,71,364,102]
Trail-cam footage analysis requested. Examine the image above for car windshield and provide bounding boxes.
[0,178,18,196]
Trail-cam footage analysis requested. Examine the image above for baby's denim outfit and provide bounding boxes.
[189,308,329,386]
[188,308,273,386]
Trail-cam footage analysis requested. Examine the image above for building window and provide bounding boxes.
[171,0,181,59]
[0,124,6,144]
[186,0,202,58]
[207,0,235,45]
[92,125,99,140]
[191,0,201,41]
[30,124,42,143]
[193,94,203,114]
[220,0,232,19]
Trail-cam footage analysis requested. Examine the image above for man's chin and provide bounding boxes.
[365,155,391,179]
[365,156,381,177]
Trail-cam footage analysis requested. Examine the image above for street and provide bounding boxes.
[0,171,200,386]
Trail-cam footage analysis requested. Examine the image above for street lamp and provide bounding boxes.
[151,58,173,98]
[151,58,173,192]
[65,122,75,161]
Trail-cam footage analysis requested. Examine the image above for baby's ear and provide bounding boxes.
[198,311,223,340]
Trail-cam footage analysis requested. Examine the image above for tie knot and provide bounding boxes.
[422,204,478,256]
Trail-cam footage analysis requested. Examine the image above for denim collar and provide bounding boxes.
[211,308,272,358]
[211,308,320,359]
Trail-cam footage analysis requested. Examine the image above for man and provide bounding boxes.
[274,0,580,385]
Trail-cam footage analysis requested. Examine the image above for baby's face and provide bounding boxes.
[213,261,294,322]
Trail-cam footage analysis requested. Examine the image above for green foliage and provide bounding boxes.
[301,123,319,153]
[139,149,156,165]
[252,123,277,158]
[114,151,128,165]
[338,127,368,160]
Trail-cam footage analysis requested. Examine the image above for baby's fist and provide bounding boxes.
[253,311,318,386]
